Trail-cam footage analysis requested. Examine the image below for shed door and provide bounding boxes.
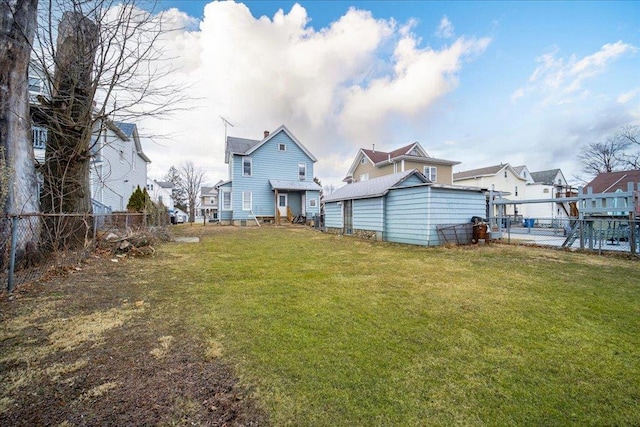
[343,200,353,235]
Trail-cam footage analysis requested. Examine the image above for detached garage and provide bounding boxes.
[323,170,486,246]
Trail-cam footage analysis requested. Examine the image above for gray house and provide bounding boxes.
[323,170,486,246]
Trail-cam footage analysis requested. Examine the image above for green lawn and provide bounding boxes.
[156,226,640,426]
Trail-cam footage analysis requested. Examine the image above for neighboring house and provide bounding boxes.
[344,142,460,184]
[217,125,321,225]
[90,121,151,211]
[453,163,529,218]
[29,64,150,213]
[147,179,174,209]
[585,170,640,215]
[324,170,485,246]
[525,169,574,224]
[199,184,219,221]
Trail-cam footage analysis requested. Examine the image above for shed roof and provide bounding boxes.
[324,170,428,202]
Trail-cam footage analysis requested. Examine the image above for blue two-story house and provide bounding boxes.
[216,125,321,225]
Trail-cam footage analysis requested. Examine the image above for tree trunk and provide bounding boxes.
[40,11,98,249]
[0,0,41,268]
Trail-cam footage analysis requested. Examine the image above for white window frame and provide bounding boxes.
[298,162,307,181]
[309,199,317,208]
[278,143,286,152]
[131,148,136,171]
[222,190,232,210]
[360,173,369,181]
[242,191,252,211]
[119,149,125,164]
[361,157,367,164]
[242,157,252,177]
[424,166,437,182]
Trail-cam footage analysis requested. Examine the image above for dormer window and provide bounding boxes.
[278,143,286,152]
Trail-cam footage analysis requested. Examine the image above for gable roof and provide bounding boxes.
[530,169,562,185]
[346,142,459,179]
[585,170,640,193]
[225,125,317,163]
[324,170,429,203]
[113,121,151,163]
[200,186,217,195]
[155,181,173,189]
[453,163,527,182]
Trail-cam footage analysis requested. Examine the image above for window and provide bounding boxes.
[504,170,508,178]
[278,143,286,152]
[32,126,47,149]
[222,191,231,210]
[309,199,317,208]
[424,166,437,182]
[515,186,518,196]
[119,149,125,164]
[242,157,252,176]
[543,188,550,193]
[298,162,306,180]
[360,173,369,181]
[361,157,367,164]
[131,148,136,171]
[242,191,252,210]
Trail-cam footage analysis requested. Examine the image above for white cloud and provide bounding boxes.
[514,41,636,105]
[436,16,454,39]
[618,87,639,104]
[135,3,489,187]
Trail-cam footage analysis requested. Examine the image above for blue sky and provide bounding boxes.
[145,1,639,186]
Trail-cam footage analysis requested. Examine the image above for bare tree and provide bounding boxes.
[0,0,41,262]
[577,136,627,177]
[180,161,205,223]
[618,125,639,169]
[29,0,187,246]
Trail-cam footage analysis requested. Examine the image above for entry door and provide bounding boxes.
[278,193,288,216]
[343,200,353,235]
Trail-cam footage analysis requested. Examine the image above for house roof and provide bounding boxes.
[113,121,151,163]
[225,125,317,163]
[453,164,507,180]
[155,181,173,189]
[530,169,561,185]
[585,170,640,193]
[345,142,459,179]
[324,170,429,203]
[200,186,217,195]
[269,179,322,191]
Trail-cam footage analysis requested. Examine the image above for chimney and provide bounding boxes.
[372,144,375,153]
[264,130,270,138]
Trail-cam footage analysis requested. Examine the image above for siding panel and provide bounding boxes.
[385,186,430,245]
[353,198,383,231]
[324,202,343,229]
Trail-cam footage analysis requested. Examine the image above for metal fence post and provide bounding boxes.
[7,215,18,293]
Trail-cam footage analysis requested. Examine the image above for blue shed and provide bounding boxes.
[323,170,486,246]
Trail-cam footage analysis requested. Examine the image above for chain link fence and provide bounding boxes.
[2,211,169,293]
[490,216,639,255]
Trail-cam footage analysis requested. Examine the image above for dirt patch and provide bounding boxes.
[0,254,266,426]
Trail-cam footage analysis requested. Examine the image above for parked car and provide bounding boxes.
[169,208,187,224]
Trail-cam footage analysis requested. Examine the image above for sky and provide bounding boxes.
[137,0,640,187]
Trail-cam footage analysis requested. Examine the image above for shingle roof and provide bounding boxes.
[324,170,428,202]
[453,164,506,180]
[226,136,261,156]
[362,143,417,163]
[200,186,217,195]
[269,180,322,191]
[530,169,561,185]
[585,170,640,193]
[115,122,136,138]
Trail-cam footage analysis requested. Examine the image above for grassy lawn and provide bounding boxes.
[157,226,639,426]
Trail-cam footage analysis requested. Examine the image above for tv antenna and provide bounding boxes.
[220,116,234,142]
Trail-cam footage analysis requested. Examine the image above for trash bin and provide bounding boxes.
[524,218,535,228]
